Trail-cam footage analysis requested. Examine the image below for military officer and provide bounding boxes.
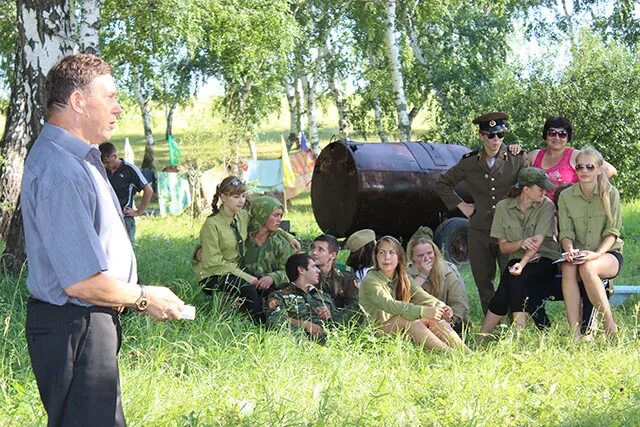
[434,112,527,313]
[265,253,340,341]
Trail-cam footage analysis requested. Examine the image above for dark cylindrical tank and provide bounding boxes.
[311,140,472,239]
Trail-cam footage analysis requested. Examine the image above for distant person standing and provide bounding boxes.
[435,112,527,313]
[21,54,184,427]
[99,142,153,246]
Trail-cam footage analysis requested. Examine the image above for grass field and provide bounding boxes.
[1,109,639,425]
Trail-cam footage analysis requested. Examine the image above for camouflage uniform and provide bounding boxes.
[265,284,339,329]
[318,266,361,323]
[244,196,296,287]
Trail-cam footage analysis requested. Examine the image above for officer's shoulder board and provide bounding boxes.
[462,150,479,159]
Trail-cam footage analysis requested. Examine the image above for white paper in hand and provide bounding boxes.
[181,305,196,320]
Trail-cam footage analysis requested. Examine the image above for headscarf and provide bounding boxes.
[248,195,283,233]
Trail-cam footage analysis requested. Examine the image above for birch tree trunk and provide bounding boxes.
[285,82,298,149]
[77,0,102,55]
[322,41,348,137]
[295,79,304,146]
[136,70,156,170]
[301,72,320,155]
[383,0,411,141]
[374,97,388,142]
[0,0,76,273]
[165,102,177,140]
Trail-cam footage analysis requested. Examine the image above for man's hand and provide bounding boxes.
[315,306,332,320]
[256,276,274,290]
[509,262,524,276]
[457,202,475,219]
[123,207,141,217]
[508,144,524,155]
[303,321,325,339]
[145,286,185,322]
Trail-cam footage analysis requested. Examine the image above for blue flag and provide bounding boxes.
[300,132,309,152]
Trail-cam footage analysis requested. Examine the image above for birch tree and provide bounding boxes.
[383,0,411,140]
[0,0,88,273]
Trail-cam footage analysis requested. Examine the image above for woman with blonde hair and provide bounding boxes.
[558,147,623,340]
[359,236,469,352]
[406,238,469,334]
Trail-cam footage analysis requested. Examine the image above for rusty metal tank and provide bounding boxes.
[311,140,472,262]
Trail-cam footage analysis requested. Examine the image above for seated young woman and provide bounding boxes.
[406,237,470,334]
[359,236,469,353]
[558,147,623,340]
[193,176,298,324]
[478,167,560,339]
[244,195,297,292]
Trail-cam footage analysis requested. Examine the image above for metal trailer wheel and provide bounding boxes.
[434,217,469,265]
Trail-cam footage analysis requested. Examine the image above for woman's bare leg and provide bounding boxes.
[561,263,582,339]
[382,316,452,352]
[578,254,619,336]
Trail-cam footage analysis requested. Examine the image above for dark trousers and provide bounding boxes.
[26,298,125,427]
[468,228,509,314]
[201,274,266,324]
[488,258,558,328]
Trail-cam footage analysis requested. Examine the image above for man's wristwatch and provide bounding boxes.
[135,284,149,311]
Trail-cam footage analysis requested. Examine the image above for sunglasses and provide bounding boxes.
[575,163,596,171]
[482,131,505,139]
[547,130,568,138]
[220,178,246,192]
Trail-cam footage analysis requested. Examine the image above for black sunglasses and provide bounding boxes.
[575,163,596,171]
[547,130,568,138]
[482,131,505,139]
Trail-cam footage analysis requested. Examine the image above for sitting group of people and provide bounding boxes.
[193,113,624,351]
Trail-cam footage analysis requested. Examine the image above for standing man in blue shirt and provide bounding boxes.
[21,54,185,427]
[99,142,153,246]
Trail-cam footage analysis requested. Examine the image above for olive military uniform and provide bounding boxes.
[318,266,361,323]
[244,196,296,287]
[435,121,527,313]
[265,284,340,329]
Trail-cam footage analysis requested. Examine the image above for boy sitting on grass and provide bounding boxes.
[265,253,339,341]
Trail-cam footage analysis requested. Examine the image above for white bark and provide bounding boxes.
[322,40,348,136]
[383,0,411,141]
[77,0,103,54]
[135,70,156,169]
[0,0,75,265]
[301,72,320,155]
[374,97,388,142]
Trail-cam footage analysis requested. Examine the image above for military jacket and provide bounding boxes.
[244,231,295,287]
[359,269,443,325]
[435,143,527,231]
[491,196,561,261]
[265,284,339,329]
[318,266,361,323]
[407,261,469,323]
[558,183,623,253]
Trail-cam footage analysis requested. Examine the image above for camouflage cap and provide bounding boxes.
[409,226,434,243]
[248,195,283,232]
[472,112,509,133]
[518,167,554,190]
[345,229,376,252]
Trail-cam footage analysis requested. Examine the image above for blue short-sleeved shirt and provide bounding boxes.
[21,123,137,307]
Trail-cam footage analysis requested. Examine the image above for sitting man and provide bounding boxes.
[266,253,339,341]
[311,234,361,323]
[99,142,153,246]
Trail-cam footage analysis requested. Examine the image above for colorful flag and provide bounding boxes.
[281,136,296,188]
[300,131,309,152]
[168,134,183,166]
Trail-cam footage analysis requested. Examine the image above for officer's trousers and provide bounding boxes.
[468,227,508,314]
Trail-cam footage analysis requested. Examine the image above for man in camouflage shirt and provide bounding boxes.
[266,253,339,340]
[311,234,361,323]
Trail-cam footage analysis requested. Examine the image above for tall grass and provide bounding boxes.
[1,191,639,425]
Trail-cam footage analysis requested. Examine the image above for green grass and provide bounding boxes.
[1,191,640,425]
